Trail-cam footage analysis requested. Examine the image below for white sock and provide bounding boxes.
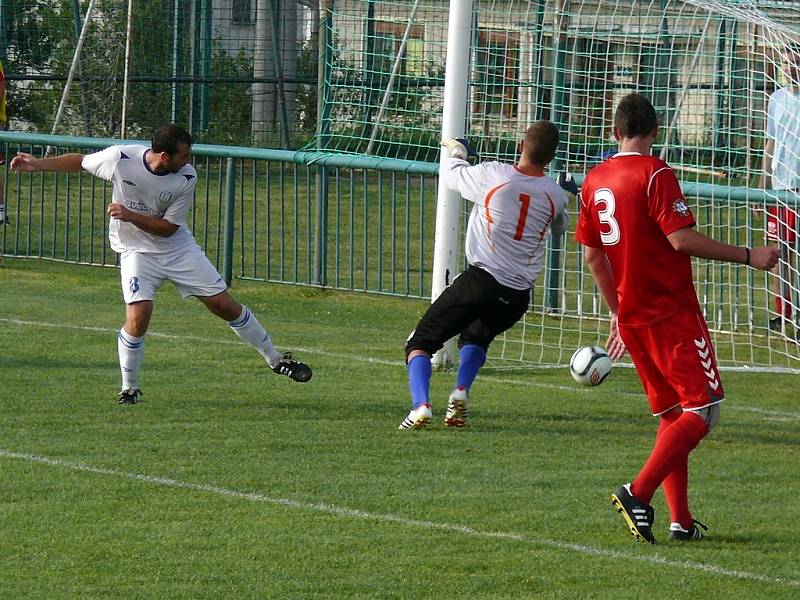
[118,328,145,391]
[229,305,282,367]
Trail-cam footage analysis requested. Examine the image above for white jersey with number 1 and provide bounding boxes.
[442,158,568,290]
[81,144,198,254]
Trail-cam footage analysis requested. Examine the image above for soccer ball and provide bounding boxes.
[569,346,612,386]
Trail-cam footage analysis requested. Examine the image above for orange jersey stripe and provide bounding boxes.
[538,192,556,240]
[483,181,509,240]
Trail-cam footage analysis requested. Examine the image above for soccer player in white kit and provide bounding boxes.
[761,43,800,334]
[11,124,311,403]
[399,121,573,429]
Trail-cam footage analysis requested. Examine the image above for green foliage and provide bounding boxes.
[4,0,299,145]
[194,43,254,146]
[5,0,71,128]
[295,37,319,140]
[7,0,173,137]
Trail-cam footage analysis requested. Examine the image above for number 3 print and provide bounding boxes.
[594,188,620,245]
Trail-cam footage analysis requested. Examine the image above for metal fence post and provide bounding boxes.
[170,0,183,124]
[223,157,236,286]
[200,0,212,131]
[314,0,334,287]
[267,0,291,149]
[0,0,7,63]
[547,0,570,312]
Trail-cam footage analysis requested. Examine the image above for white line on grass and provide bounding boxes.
[1,448,798,589]
[3,317,800,421]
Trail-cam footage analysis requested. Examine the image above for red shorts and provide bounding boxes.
[619,311,725,415]
[766,206,798,243]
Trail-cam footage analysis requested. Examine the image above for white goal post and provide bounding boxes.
[431,0,474,368]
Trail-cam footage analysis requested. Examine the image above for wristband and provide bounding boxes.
[744,247,750,266]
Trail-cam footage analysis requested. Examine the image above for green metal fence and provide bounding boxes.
[2,130,799,369]
[0,131,438,299]
[2,131,797,299]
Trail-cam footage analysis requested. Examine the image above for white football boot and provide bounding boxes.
[398,404,432,430]
[444,387,469,428]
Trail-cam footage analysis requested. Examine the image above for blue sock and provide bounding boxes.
[407,355,432,409]
[456,344,487,390]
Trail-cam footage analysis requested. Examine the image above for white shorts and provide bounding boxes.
[120,244,227,304]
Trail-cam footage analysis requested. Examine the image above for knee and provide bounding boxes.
[694,404,721,432]
[205,293,241,321]
[458,320,495,352]
[457,338,491,353]
[124,320,148,337]
[124,302,151,337]
[404,329,441,362]
[405,348,431,364]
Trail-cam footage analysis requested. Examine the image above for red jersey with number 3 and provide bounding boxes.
[575,153,699,327]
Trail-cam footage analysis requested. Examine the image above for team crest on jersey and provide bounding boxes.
[156,190,174,211]
[672,199,690,217]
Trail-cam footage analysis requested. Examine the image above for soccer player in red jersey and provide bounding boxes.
[576,93,780,543]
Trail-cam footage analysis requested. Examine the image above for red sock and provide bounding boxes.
[655,413,692,527]
[631,411,708,505]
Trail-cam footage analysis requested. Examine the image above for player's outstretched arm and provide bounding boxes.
[440,138,485,202]
[441,138,478,163]
[10,152,85,173]
[667,226,779,270]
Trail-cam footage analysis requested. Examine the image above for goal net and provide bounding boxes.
[322,0,800,372]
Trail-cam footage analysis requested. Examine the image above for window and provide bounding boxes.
[232,0,253,25]
[475,30,519,118]
[372,21,426,77]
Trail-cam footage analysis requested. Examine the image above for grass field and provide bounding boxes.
[1,258,799,599]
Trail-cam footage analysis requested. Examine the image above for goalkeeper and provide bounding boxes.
[399,121,574,430]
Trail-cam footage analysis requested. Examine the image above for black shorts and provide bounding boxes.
[405,265,530,359]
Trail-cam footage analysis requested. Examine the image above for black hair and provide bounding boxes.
[614,93,658,138]
[151,123,193,155]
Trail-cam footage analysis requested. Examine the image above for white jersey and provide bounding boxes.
[81,145,198,253]
[767,87,800,190]
[443,158,568,290]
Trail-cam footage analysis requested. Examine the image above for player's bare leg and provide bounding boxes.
[199,291,312,382]
[117,300,152,404]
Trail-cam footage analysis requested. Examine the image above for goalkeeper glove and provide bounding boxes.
[441,138,479,164]
[557,171,578,204]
